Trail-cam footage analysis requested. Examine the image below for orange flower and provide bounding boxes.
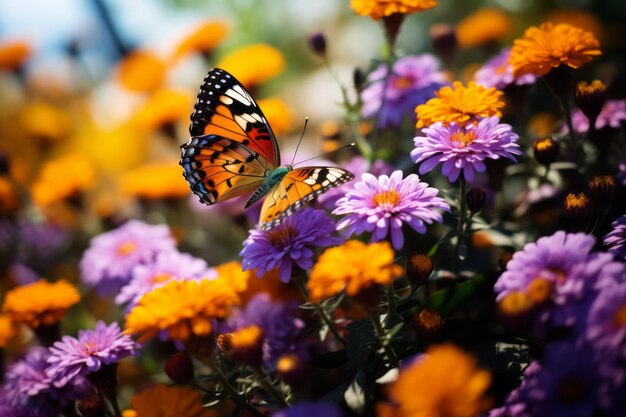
[31,153,96,208]
[119,162,190,200]
[307,240,404,302]
[132,89,192,131]
[125,279,240,342]
[378,344,492,417]
[350,0,437,20]
[217,44,285,88]
[415,81,504,128]
[258,98,293,135]
[2,279,80,328]
[214,261,251,294]
[20,102,72,143]
[172,20,229,61]
[510,22,601,77]
[0,315,15,347]
[117,50,167,93]
[0,40,31,71]
[455,8,512,48]
[123,384,217,417]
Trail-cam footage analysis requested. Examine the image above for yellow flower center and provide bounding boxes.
[451,130,477,148]
[151,273,172,284]
[613,304,626,327]
[83,341,98,355]
[499,291,532,315]
[118,241,138,256]
[267,226,297,248]
[527,277,554,304]
[373,189,401,207]
[495,64,508,75]
[392,76,412,90]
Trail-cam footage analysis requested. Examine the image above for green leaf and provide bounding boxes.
[427,274,486,314]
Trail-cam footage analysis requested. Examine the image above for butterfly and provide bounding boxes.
[180,68,354,229]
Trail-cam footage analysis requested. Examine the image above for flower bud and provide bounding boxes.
[575,80,606,125]
[429,23,457,67]
[164,351,194,383]
[217,325,264,367]
[308,32,327,57]
[533,138,560,166]
[276,354,306,387]
[587,175,616,207]
[498,251,513,270]
[466,187,487,213]
[564,192,592,232]
[407,254,433,286]
[413,309,443,340]
[353,67,366,91]
[77,392,106,417]
[0,153,9,176]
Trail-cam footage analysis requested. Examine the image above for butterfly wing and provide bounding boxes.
[189,68,280,167]
[260,167,354,229]
[180,135,272,205]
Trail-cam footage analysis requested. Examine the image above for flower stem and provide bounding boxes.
[207,355,265,417]
[253,366,289,407]
[454,177,467,273]
[293,274,347,347]
[369,313,399,369]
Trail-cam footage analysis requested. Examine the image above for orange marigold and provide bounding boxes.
[307,240,404,303]
[0,40,31,71]
[258,98,293,135]
[119,162,190,200]
[415,81,504,128]
[123,384,217,417]
[2,279,80,328]
[132,89,192,131]
[125,279,240,342]
[20,102,72,143]
[350,0,437,20]
[117,50,167,93]
[217,44,285,88]
[0,315,15,347]
[378,344,492,417]
[509,22,601,78]
[455,8,512,48]
[31,153,96,208]
[172,20,229,61]
[214,261,250,294]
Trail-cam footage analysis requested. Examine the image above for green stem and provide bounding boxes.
[293,274,347,347]
[253,366,289,407]
[369,313,399,368]
[208,356,264,417]
[454,178,467,273]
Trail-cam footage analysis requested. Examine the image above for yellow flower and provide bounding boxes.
[214,261,250,294]
[350,0,437,20]
[172,20,229,61]
[415,81,504,128]
[31,153,96,208]
[0,315,15,347]
[258,98,293,135]
[509,22,601,78]
[0,40,31,71]
[123,384,217,417]
[119,162,190,200]
[2,279,80,328]
[307,240,404,303]
[132,89,192,131]
[20,102,72,143]
[455,8,512,48]
[117,50,167,93]
[378,344,492,417]
[125,279,240,342]
[217,44,285,88]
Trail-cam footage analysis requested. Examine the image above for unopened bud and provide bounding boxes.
[533,138,560,166]
[413,309,443,340]
[308,32,327,57]
[587,175,616,207]
[466,187,487,213]
[407,254,433,286]
[575,80,606,125]
[77,392,106,417]
[429,23,457,66]
[564,192,592,232]
[164,351,194,383]
[276,354,306,387]
[353,67,366,91]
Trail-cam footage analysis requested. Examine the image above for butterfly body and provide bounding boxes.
[180,68,354,229]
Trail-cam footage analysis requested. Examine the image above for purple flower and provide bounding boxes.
[47,321,137,382]
[333,170,449,250]
[604,215,626,260]
[231,293,305,364]
[568,99,626,134]
[273,402,344,417]
[4,347,90,409]
[474,48,537,89]
[494,231,624,336]
[361,54,446,128]
[80,220,177,295]
[116,250,215,307]
[412,116,522,183]
[240,208,342,283]
[317,156,393,210]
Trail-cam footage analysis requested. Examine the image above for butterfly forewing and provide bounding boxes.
[260,167,354,229]
[180,135,270,205]
[189,68,280,167]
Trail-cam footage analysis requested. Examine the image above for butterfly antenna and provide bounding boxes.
[290,117,309,166]
[292,143,356,167]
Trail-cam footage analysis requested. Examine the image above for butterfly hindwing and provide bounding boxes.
[180,135,271,205]
[189,68,280,167]
[260,167,354,229]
